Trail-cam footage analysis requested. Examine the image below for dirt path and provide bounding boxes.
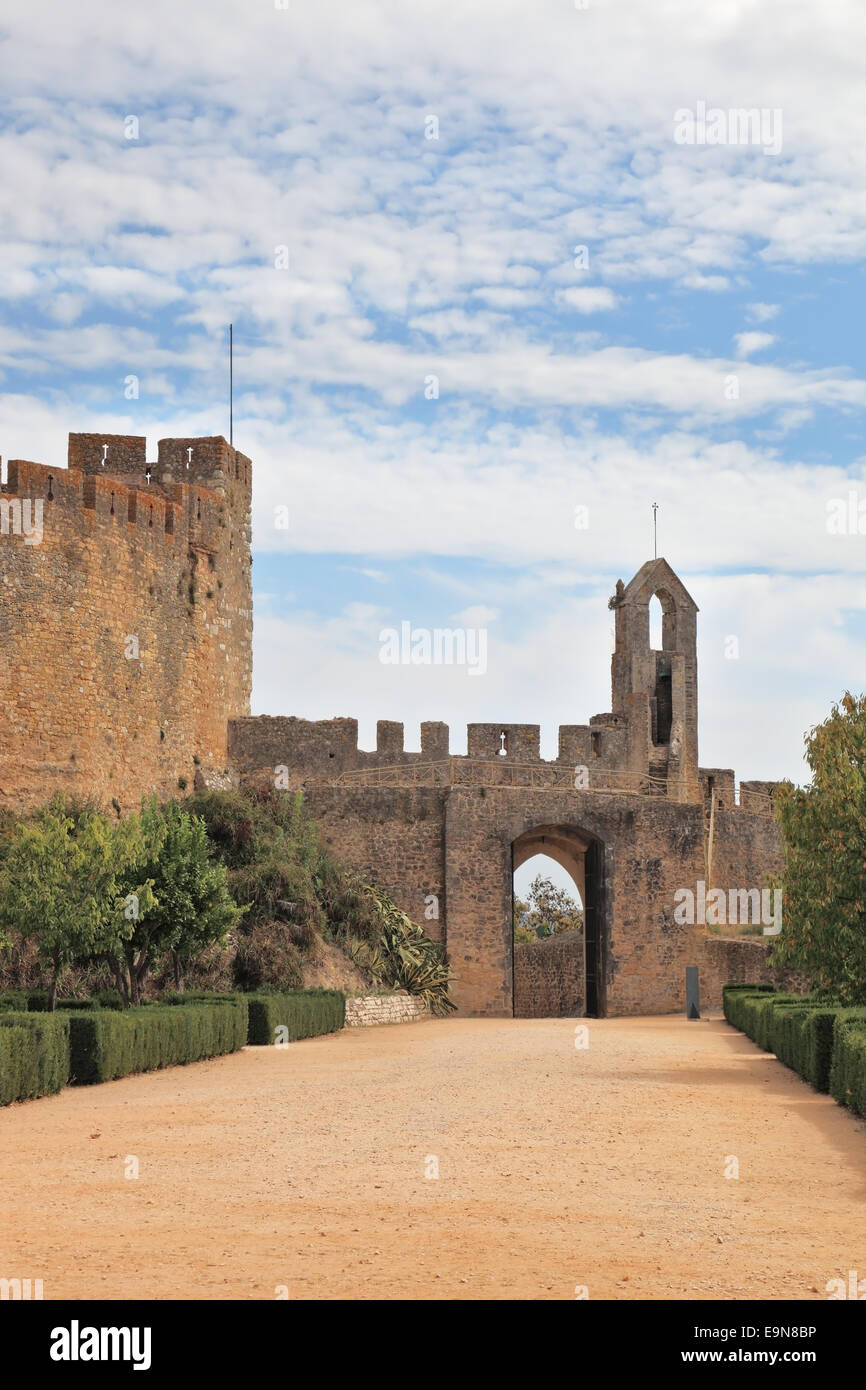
[2,1015,865,1300]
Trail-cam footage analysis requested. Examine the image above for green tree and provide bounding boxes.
[0,804,151,1009]
[512,894,535,944]
[513,874,583,942]
[109,799,244,1002]
[772,691,866,1002]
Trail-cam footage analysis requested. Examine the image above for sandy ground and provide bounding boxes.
[2,1014,866,1301]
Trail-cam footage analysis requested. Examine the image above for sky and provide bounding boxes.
[3,0,866,809]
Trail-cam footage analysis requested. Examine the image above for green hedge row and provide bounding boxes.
[66,1001,248,1085]
[829,1011,866,1114]
[0,990,123,1013]
[0,1012,70,1105]
[723,984,866,1115]
[0,987,347,1102]
[246,989,346,1045]
[159,989,346,1046]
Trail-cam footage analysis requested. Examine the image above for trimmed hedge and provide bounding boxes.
[65,1002,248,1085]
[0,988,345,1099]
[723,985,776,1035]
[768,1003,819,1074]
[829,1010,866,1116]
[246,989,345,1046]
[161,991,250,1043]
[0,990,124,1013]
[0,1012,70,1105]
[724,983,866,1111]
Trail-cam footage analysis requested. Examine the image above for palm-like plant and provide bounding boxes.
[363,886,456,1015]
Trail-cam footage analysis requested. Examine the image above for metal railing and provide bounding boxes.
[329,758,776,816]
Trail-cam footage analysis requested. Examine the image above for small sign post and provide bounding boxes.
[686,966,700,1019]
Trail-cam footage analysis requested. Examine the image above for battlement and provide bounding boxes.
[227,715,779,813]
[1,434,251,556]
[67,432,251,496]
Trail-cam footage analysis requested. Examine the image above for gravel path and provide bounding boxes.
[2,1015,865,1300]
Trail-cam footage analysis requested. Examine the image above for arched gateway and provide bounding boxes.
[228,558,785,1017]
[512,824,603,1018]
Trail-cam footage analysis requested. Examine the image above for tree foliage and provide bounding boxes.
[0,802,152,1009]
[772,692,866,1003]
[109,799,245,1003]
[513,874,584,943]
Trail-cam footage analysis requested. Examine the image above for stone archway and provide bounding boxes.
[511,824,605,1018]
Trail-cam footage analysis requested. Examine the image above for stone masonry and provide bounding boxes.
[344,993,429,1027]
[0,433,252,810]
[229,559,787,1018]
[0,439,787,1019]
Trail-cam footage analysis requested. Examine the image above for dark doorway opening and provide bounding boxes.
[654,657,672,745]
[583,838,604,1017]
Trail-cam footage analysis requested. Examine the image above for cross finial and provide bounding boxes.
[652,501,658,560]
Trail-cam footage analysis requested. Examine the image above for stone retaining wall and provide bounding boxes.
[344,992,428,1027]
[699,936,810,1005]
[513,931,584,1017]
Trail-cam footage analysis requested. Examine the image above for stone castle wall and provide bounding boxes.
[0,433,252,811]
[513,930,585,1018]
[0,465,786,1021]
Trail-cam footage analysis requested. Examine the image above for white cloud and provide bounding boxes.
[734,330,776,357]
[748,302,781,323]
[556,287,618,313]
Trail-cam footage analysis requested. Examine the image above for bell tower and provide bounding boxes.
[609,558,699,801]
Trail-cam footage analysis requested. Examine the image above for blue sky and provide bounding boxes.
[3,0,866,800]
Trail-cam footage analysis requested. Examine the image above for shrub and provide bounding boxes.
[721,988,810,1050]
[232,923,305,991]
[246,990,345,1046]
[722,987,776,1036]
[65,1002,247,1085]
[0,1012,70,1105]
[92,989,124,1010]
[356,886,455,1015]
[724,985,865,1097]
[160,991,249,1041]
[799,1006,846,1091]
[829,1010,866,1114]
[722,984,775,1029]
[0,991,30,1013]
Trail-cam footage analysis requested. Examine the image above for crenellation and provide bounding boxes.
[699,768,736,808]
[376,720,404,758]
[557,725,591,763]
[68,432,147,476]
[157,437,251,495]
[466,723,541,761]
[420,720,449,760]
[6,458,79,501]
